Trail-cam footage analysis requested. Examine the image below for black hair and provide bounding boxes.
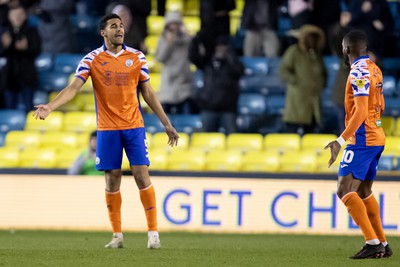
[90,131,97,139]
[99,13,121,30]
[344,30,368,46]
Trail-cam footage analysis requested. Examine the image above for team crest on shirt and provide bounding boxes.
[125,59,133,67]
[95,157,100,165]
[356,78,365,88]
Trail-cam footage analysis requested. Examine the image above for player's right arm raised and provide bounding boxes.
[33,77,84,120]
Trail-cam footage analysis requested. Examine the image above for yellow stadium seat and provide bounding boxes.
[394,118,400,136]
[166,0,184,12]
[183,16,200,35]
[230,17,241,35]
[63,111,96,133]
[145,35,160,55]
[19,148,57,168]
[226,133,263,153]
[381,116,395,136]
[147,16,165,35]
[230,0,244,18]
[49,92,83,111]
[315,149,343,173]
[167,149,206,171]
[5,130,41,150]
[56,148,82,168]
[301,134,338,153]
[205,150,242,171]
[148,148,169,170]
[384,136,400,155]
[279,150,317,173]
[151,132,189,151]
[146,132,153,150]
[191,132,226,152]
[25,111,64,132]
[76,132,91,147]
[41,131,79,150]
[150,72,161,92]
[264,134,301,153]
[0,147,19,167]
[241,151,280,172]
[183,0,199,16]
[80,93,96,112]
[146,54,162,73]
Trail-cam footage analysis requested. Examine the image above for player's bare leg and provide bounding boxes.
[132,165,160,249]
[104,169,123,248]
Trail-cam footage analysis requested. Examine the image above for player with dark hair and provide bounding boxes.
[325,30,392,259]
[34,13,179,249]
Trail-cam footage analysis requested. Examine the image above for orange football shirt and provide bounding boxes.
[342,55,385,146]
[75,44,149,130]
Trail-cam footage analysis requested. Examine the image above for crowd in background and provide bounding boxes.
[0,0,399,137]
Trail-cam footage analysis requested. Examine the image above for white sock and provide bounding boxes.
[148,231,158,237]
[114,232,123,239]
[382,241,388,247]
[366,239,380,245]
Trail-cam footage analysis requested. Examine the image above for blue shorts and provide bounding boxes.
[338,145,384,181]
[96,128,149,171]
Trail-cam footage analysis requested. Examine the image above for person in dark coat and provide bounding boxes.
[0,4,41,112]
[189,34,244,134]
[241,0,281,57]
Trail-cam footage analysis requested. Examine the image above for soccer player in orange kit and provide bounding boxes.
[325,30,392,259]
[34,13,179,249]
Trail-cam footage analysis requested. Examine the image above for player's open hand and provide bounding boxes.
[165,125,179,147]
[324,141,341,168]
[33,104,52,120]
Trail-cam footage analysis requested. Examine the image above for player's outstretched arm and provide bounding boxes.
[33,77,84,120]
[140,81,179,147]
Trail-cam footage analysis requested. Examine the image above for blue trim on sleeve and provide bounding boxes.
[75,75,87,83]
[354,94,369,97]
[141,68,149,74]
[139,78,150,83]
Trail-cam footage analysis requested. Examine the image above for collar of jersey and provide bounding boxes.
[352,55,369,67]
[102,43,127,57]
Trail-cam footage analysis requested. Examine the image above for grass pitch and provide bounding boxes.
[0,230,398,267]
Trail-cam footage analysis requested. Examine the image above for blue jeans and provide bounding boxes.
[201,111,237,134]
[4,87,35,112]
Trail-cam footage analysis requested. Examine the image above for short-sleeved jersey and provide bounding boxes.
[344,55,385,146]
[75,44,149,131]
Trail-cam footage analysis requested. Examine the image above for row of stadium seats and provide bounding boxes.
[3,108,400,137]
[1,144,399,172]
[3,129,400,156]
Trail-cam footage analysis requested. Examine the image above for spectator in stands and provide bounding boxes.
[107,2,147,53]
[279,24,327,134]
[199,0,236,57]
[189,34,244,134]
[241,0,280,58]
[68,131,103,176]
[107,0,151,54]
[0,4,41,112]
[155,11,194,114]
[288,0,313,29]
[311,0,341,55]
[36,0,74,53]
[341,0,394,60]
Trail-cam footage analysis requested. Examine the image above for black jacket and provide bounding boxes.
[0,21,41,89]
[189,35,244,113]
[241,0,280,31]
